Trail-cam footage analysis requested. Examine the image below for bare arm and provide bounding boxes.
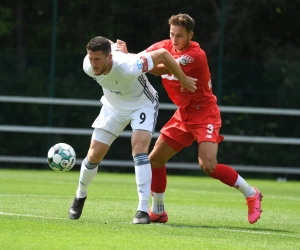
[148,64,170,76]
[148,48,197,92]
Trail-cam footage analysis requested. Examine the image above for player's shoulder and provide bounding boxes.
[186,41,207,59]
[112,51,135,65]
[112,52,141,76]
[189,41,205,53]
[83,54,93,76]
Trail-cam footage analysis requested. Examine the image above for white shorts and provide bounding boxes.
[91,102,159,137]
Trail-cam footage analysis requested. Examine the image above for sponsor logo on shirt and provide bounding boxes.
[136,56,149,72]
[178,54,194,65]
[110,90,122,95]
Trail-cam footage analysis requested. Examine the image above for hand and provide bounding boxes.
[180,76,197,92]
[115,39,128,54]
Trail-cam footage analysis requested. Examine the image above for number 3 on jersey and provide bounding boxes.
[207,124,214,134]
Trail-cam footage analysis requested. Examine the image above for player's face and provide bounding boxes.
[87,50,112,76]
[169,25,193,53]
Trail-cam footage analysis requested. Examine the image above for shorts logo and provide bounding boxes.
[205,134,212,138]
[178,54,194,65]
[136,56,149,72]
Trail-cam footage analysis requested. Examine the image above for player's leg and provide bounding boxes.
[131,129,153,224]
[192,106,262,223]
[149,109,192,223]
[130,103,158,224]
[198,142,263,223]
[148,135,180,223]
[69,130,115,220]
[69,104,122,220]
[76,136,111,199]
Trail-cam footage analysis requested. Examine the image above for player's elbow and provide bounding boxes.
[158,48,169,57]
[150,48,171,68]
[155,48,170,64]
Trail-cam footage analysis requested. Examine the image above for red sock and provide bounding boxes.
[151,165,167,193]
[209,163,238,187]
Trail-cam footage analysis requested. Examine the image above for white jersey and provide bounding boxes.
[83,47,158,111]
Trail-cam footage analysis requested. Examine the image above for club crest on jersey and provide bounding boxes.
[115,80,119,84]
[178,54,194,65]
[136,56,149,72]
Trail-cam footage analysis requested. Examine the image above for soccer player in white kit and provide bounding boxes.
[68,36,197,224]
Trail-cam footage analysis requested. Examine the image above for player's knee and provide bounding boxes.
[149,155,163,168]
[201,159,217,175]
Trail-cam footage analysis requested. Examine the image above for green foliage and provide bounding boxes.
[1,170,300,250]
[0,0,299,171]
[0,6,18,39]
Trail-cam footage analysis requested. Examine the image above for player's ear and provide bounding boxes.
[189,31,194,40]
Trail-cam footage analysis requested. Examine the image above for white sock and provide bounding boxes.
[76,158,99,198]
[151,192,165,214]
[234,175,256,198]
[134,154,151,213]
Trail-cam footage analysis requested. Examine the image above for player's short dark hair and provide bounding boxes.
[168,13,195,32]
[86,36,111,56]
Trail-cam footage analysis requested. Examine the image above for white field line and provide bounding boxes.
[218,228,300,239]
[0,194,73,198]
[0,211,67,220]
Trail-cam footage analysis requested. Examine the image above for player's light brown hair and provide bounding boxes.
[168,13,195,32]
[86,36,111,56]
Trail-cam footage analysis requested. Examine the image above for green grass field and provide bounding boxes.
[0,169,299,250]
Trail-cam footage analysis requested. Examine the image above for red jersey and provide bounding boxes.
[146,40,217,109]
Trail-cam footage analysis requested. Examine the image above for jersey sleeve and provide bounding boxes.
[120,53,154,77]
[136,53,154,73]
[111,43,118,52]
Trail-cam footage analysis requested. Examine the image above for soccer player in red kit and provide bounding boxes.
[143,14,263,224]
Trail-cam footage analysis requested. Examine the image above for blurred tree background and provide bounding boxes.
[0,0,299,178]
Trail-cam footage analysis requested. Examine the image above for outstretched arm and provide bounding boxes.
[115,40,170,75]
[114,40,196,92]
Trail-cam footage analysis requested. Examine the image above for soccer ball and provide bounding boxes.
[47,143,76,172]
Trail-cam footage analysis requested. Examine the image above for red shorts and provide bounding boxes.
[160,105,224,152]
